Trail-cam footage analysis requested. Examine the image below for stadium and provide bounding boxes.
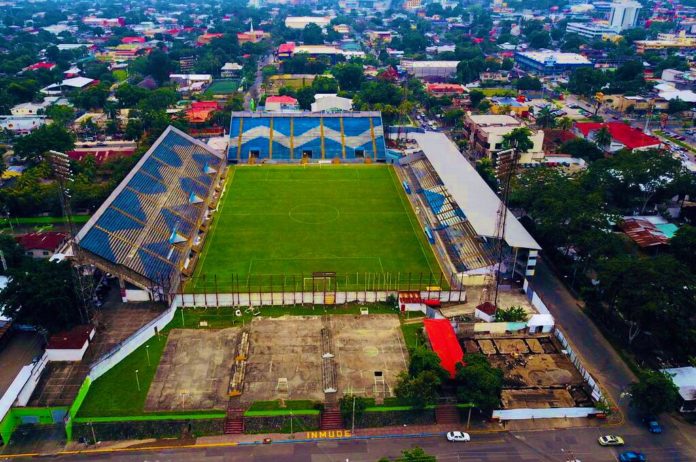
[75,113,539,305]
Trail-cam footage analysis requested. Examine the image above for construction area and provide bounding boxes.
[462,334,595,410]
[140,314,408,411]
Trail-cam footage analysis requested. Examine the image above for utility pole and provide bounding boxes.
[351,395,356,434]
[48,150,93,325]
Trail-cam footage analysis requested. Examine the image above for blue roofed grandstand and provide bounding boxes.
[228,112,387,162]
[75,126,226,295]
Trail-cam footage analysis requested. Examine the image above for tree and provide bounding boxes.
[560,138,604,162]
[454,354,503,412]
[476,158,497,190]
[667,97,691,114]
[516,76,542,91]
[469,89,485,109]
[408,346,449,382]
[13,124,75,163]
[0,260,83,334]
[302,23,324,45]
[395,447,436,462]
[593,126,612,151]
[557,116,573,131]
[502,127,534,153]
[596,255,696,351]
[311,76,338,94]
[670,225,696,274]
[145,49,173,85]
[495,306,529,322]
[528,30,551,49]
[535,106,556,128]
[394,370,442,409]
[0,234,26,273]
[44,105,75,127]
[568,67,608,97]
[296,86,316,110]
[629,370,680,416]
[331,62,364,92]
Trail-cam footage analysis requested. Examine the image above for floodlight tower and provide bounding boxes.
[48,150,93,325]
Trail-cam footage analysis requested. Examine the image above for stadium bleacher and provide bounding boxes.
[76,126,225,289]
[228,112,386,162]
[405,158,493,273]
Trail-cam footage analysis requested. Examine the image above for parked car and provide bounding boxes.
[598,435,625,446]
[619,451,647,462]
[446,431,470,442]
[645,416,662,434]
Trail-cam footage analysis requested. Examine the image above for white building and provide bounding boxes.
[10,101,51,116]
[400,60,460,80]
[311,94,353,113]
[609,0,641,31]
[284,16,332,30]
[566,22,618,39]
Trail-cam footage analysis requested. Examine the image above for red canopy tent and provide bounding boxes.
[423,319,464,378]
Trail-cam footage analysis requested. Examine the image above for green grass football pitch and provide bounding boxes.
[187,165,445,292]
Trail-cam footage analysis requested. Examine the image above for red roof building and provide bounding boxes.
[424,319,464,378]
[23,62,56,72]
[186,101,221,123]
[278,42,296,58]
[426,83,466,95]
[265,95,299,112]
[47,325,94,350]
[16,231,68,258]
[574,122,662,152]
[619,218,670,248]
[122,36,146,44]
[197,33,224,45]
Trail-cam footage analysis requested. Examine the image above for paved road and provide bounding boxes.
[4,426,695,462]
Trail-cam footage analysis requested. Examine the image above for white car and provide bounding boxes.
[446,431,471,442]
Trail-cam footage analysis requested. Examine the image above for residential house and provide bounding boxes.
[16,232,68,259]
[574,121,662,152]
[265,95,299,112]
[221,62,243,78]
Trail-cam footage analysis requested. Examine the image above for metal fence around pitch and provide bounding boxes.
[183,271,462,295]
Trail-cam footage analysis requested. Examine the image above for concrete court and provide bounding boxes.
[145,328,240,411]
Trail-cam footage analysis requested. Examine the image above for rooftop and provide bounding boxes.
[468,114,521,126]
[412,132,540,250]
[575,122,661,149]
[517,50,592,65]
[16,231,67,251]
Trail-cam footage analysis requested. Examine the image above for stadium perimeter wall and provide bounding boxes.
[175,290,466,307]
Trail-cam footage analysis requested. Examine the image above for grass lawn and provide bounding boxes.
[207,79,240,94]
[0,215,90,228]
[481,88,516,97]
[188,165,444,292]
[77,304,401,418]
[400,321,425,351]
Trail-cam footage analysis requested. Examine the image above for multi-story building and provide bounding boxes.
[462,114,544,160]
[339,0,391,12]
[514,50,593,74]
[400,60,459,81]
[284,16,332,30]
[566,22,618,39]
[609,0,641,31]
[635,32,696,53]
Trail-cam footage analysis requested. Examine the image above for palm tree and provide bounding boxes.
[593,126,612,151]
[536,106,556,129]
[557,117,573,131]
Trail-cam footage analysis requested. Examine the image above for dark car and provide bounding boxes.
[619,451,647,462]
[644,416,662,434]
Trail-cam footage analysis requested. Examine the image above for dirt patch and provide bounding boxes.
[478,339,497,355]
[525,338,544,354]
[494,338,529,355]
[145,328,239,411]
[501,389,576,409]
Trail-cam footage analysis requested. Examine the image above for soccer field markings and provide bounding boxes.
[287,204,340,225]
[387,167,437,277]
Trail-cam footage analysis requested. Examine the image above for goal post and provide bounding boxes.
[304,272,336,292]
